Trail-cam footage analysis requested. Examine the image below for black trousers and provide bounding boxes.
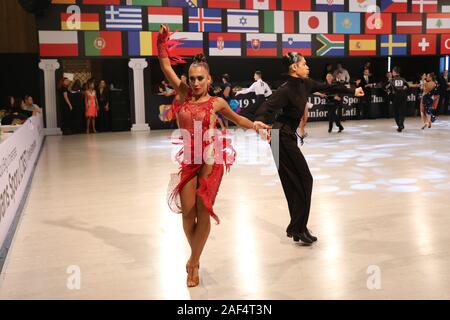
[393,91,407,128]
[327,104,342,131]
[271,122,313,234]
[438,92,449,115]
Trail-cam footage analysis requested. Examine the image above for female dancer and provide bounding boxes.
[421,73,438,129]
[85,80,99,133]
[254,52,364,244]
[157,25,267,287]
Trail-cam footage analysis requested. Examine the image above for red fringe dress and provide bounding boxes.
[167,92,236,224]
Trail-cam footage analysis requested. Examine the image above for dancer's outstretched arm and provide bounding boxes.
[306,78,364,97]
[157,24,189,100]
[214,97,268,130]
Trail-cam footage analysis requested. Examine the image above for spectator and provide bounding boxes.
[333,62,350,84]
[97,79,111,132]
[58,77,74,135]
[438,70,450,115]
[69,80,84,133]
[22,95,42,115]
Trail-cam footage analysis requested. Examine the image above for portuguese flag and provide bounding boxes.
[84,31,122,56]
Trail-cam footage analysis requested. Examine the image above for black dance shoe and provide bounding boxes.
[397,127,402,132]
[328,128,332,133]
[338,126,344,133]
[287,232,313,244]
[305,229,317,242]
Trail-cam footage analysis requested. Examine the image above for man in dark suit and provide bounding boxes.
[356,68,375,119]
[438,70,449,115]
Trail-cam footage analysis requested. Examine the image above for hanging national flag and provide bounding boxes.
[315,34,344,56]
[245,0,276,10]
[61,13,100,30]
[349,0,376,12]
[380,0,407,12]
[316,34,345,56]
[84,31,122,56]
[169,32,204,56]
[246,33,277,57]
[412,0,437,13]
[167,0,203,7]
[333,12,360,34]
[209,33,241,56]
[441,34,450,54]
[282,0,311,11]
[39,31,78,56]
[128,31,158,56]
[52,0,76,4]
[264,11,294,33]
[380,34,407,55]
[411,34,436,55]
[227,9,259,33]
[148,7,183,31]
[426,14,450,34]
[208,0,240,9]
[188,8,222,32]
[105,5,142,30]
[349,35,376,56]
[126,0,162,5]
[299,12,328,34]
[396,14,423,34]
[282,34,311,56]
[315,0,344,12]
[83,0,120,4]
[365,13,392,34]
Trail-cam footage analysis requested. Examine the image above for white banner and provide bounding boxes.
[0,114,44,249]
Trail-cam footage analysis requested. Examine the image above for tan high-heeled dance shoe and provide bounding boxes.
[186,263,200,287]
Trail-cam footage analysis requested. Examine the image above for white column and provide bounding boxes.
[38,59,62,135]
[128,58,150,132]
[39,59,62,135]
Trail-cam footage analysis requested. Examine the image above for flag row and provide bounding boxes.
[51,0,448,14]
[57,6,450,35]
[38,31,450,57]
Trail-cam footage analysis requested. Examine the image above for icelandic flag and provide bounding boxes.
[188,8,222,32]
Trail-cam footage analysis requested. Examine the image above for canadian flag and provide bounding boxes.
[411,34,436,55]
[441,34,450,54]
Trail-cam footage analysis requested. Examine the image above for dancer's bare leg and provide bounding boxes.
[187,164,214,287]
[180,176,198,253]
[420,100,427,129]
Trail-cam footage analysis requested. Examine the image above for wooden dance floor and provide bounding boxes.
[1,117,450,299]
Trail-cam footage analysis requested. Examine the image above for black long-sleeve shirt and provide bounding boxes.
[255,76,354,126]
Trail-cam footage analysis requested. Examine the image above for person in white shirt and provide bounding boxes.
[235,71,272,98]
[333,62,350,84]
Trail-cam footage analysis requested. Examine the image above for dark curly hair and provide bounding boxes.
[190,53,210,73]
[282,52,304,71]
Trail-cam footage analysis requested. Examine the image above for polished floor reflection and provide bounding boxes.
[1,117,450,299]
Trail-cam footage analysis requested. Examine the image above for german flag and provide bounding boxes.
[61,13,100,30]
